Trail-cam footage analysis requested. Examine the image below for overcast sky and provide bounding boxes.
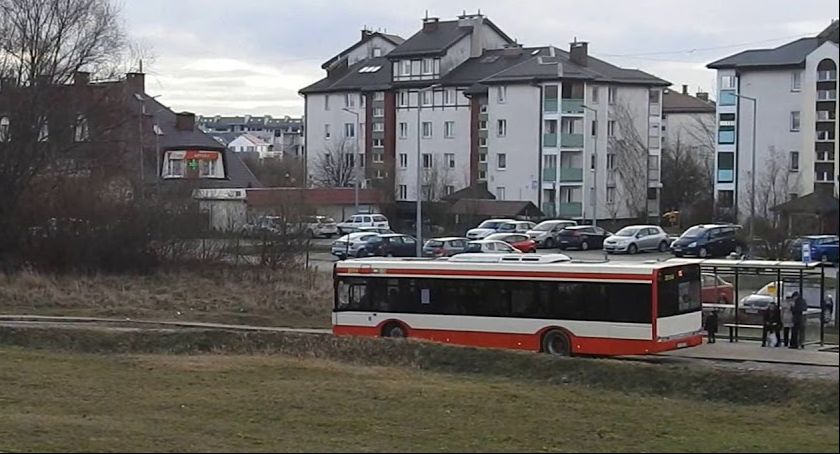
[123,0,839,117]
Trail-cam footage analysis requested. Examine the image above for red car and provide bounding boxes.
[701,273,735,304]
[485,233,537,253]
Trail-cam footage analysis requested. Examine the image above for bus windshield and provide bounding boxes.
[657,265,701,317]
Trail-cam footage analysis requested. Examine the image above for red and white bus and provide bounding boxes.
[332,254,703,356]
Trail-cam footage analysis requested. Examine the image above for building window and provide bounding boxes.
[373,152,384,163]
[497,119,507,137]
[720,75,736,89]
[344,153,355,168]
[399,122,408,138]
[479,136,487,147]
[324,124,331,140]
[399,91,409,107]
[324,95,330,110]
[719,90,736,106]
[445,153,455,168]
[167,159,185,177]
[344,123,355,138]
[444,121,455,138]
[422,90,433,106]
[478,169,487,180]
[479,104,488,113]
[358,152,365,168]
[591,120,598,136]
[421,185,431,200]
[789,151,799,172]
[422,121,432,138]
[444,88,455,105]
[74,114,89,142]
[422,58,433,75]
[445,185,454,196]
[38,118,49,142]
[373,138,384,148]
[373,47,382,57]
[346,93,356,108]
[373,122,384,132]
[399,185,408,199]
[374,107,384,117]
[606,187,616,204]
[607,120,615,137]
[479,120,487,130]
[399,153,408,168]
[497,86,506,103]
[496,186,506,200]
[400,60,411,76]
[591,86,599,103]
[790,111,800,131]
[717,152,734,182]
[479,152,487,163]
[246,146,256,152]
[374,91,385,101]
[0,116,9,142]
[375,169,384,179]
[606,153,615,170]
[791,71,801,91]
[649,89,660,104]
[608,87,617,105]
[718,113,735,144]
[497,153,507,170]
[422,153,432,169]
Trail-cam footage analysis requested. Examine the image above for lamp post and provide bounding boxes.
[733,93,757,241]
[415,84,441,257]
[582,104,598,227]
[341,107,361,213]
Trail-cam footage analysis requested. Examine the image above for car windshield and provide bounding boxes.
[465,243,482,252]
[426,240,444,248]
[533,222,556,231]
[497,223,516,231]
[615,227,640,237]
[682,226,707,238]
[478,221,502,229]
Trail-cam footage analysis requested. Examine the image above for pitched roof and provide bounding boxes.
[300,56,393,94]
[321,31,405,69]
[387,20,474,58]
[441,182,495,201]
[662,89,716,114]
[449,199,543,217]
[772,192,839,215]
[706,36,837,70]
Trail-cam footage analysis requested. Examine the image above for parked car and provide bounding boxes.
[484,233,537,253]
[356,226,395,234]
[603,225,670,254]
[336,214,390,235]
[527,220,578,248]
[701,273,735,304]
[789,235,839,264]
[556,225,611,251]
[738,281,833,325]
[423,237,470,257]
[302,215,338,238]
[465,219,516,240]
[496,221,537,234]
[670,224,745,258]
[463,240,522,254]
[366,234,418,257]
[331,232,381,259]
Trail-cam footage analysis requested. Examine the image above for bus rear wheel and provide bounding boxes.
[382,323,406,338]
[542,330,571,356]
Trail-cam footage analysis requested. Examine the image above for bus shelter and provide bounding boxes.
[673,259,835,346]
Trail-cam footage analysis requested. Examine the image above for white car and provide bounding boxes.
[603,225,671,254]
[496,220,536,234]
[527,220,578,248]
[337,214,390,234]
[303,215,338,238]
[466,219,515,240]
[331,232,381,259]
[463,240,522,254]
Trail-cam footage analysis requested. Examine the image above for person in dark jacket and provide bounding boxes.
[790,292,807,349]
[704,310,719,344]
[762,302,782,347]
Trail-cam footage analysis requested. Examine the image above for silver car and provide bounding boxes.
[603,225,671,254]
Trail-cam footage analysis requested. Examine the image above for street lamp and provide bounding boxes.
[341,107,361,213]
[733,93,757,241]
[415,84,441,257]
[582,104,598,227]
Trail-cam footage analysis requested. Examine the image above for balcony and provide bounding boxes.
[542,167,557,182]
[542,202,557,218]
[648,169,660,181]
[817,131,836,142]
[543,132,558,148]
[544,98,558,113]
[559,167,583,182]
[561,99,584,115]
[561,133,584,148]
[817,70,837,82]
[558,202,583,218]
[817,90,837,101]
[815,172,834,183]
[718,169,734,183]
[817,111,836,122]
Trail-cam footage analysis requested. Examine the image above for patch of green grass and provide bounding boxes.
[0,347,836,453]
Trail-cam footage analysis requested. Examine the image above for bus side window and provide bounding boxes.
[337,281,351,309]
[350,284,368,309]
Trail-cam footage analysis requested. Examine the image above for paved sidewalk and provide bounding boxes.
[657,341,839,367]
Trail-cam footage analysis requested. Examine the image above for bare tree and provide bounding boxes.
[608,102,649,220]
[311,138,358,188]
[421,156,456,201]
[661,129,714,225]
[747,147,801,258]
[242,154,303,187]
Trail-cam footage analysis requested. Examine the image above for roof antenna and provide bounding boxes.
[477,8,481,15]
[424,9,428,19]
[139,59,143,73]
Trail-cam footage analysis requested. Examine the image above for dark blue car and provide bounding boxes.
[791,235,839,263]
[671,224,746,258]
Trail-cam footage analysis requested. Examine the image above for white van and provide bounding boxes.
[337,214,390,234]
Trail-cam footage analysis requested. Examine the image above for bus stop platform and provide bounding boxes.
[654,341,839,367]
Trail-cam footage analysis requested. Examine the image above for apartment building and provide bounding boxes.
[300,13,668,221]
[707,21,839,220]
[198,114,304,159]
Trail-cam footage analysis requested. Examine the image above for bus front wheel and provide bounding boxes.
[382,323,406,339]
[542,330,571,356]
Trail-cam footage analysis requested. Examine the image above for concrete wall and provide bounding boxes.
[305,91,367,185]
[486,84,541,202]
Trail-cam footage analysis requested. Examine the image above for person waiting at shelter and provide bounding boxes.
[704,310,718,344]
[781,293,795,347]
[762,302,781,347]
[790,291,807,349]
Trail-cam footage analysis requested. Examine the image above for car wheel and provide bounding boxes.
[382,323,406,338]
[544,238,555,249]
[580,241,590,251]
[541,330,571,356]
[628,244,638,255]
[658,241,669,252]
[699,247,708,258]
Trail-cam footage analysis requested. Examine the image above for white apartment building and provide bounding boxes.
[707,21,839,221]
[227,133,273,158]
[301,13,669,221]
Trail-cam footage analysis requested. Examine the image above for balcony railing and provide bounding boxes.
[543,132,558,148]
[561,99,584,115]
[544,98,558,113]
[561,133,584,148]
[817,90,837,101]
[815,172,834,183]
[558,202,583,218]
[817,131,836,141]
[542,202,557,218]
[817,70,837,82]
[559,167,583,182]
[817,111,836,121]
[542,167,557,182]
[717,169,734,183]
